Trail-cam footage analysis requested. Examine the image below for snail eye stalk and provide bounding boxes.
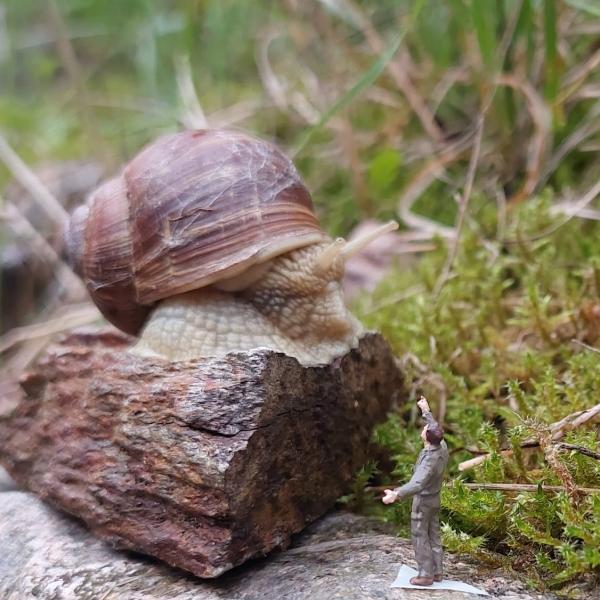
[315,238,345,272]
[340,221,398,260]
[314,220,399,273]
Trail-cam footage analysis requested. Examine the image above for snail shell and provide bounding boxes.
[66,129,328,335]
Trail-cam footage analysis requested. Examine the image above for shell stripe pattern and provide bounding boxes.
[68,129,326,335]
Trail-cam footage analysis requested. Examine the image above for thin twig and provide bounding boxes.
[367,482,600,495]
[461,483,600,495]
[561,402,600,433]
[540,430,580,500]
[458,401,600,471]
[458,449,525,472]
[557,443,600,461]
[570,338,600,354]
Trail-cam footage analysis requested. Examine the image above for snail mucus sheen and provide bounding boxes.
[67,129,396,366]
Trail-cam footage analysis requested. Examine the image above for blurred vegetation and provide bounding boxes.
[1,0,600,597]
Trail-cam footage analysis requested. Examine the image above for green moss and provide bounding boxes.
[349,198,600,594]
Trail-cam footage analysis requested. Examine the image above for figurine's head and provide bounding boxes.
[421,424,444,446]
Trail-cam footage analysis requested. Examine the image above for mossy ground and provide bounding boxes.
[343,197,600,597]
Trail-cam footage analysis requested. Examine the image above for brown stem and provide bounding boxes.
[457,401,600,472]
[367,482,600,495]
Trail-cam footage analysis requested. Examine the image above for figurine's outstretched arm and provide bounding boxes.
[382,453,439,504]
[392,453,438,499]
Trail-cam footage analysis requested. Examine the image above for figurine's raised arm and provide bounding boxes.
[417,395,437,427]
[417,396,430,414]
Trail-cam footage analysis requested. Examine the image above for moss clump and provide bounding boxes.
[349,197,600,596]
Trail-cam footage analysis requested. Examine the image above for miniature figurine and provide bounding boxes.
[382,396,448,586]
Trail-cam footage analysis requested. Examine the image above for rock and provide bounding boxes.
[0,492,560,600]
[0,329,402,578]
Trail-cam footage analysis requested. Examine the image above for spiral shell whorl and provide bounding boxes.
[66,176,150,335]
[66,129,326,336]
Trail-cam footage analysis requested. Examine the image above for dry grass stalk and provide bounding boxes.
[2,201,85,297]
[516,178,600,243]
[256,30,289,113]
[396,132,474,238]
[495,75,551,205]
[433,117,484,297]
[558,47,600,105]
[1,293,97,385]
[0,303,98,354]
[541,103,600,186]
[174,55,208,130]
[336,118,370,212]
[0,133,68,225]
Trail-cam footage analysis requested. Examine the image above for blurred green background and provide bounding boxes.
[2,0,598,234]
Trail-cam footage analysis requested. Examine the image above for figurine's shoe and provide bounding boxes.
[433,574,443,582]
[410,576,435,586]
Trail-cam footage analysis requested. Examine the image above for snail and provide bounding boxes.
[66,129,397,366]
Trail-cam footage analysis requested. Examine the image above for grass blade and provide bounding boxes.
[293,0,425,155]
[471,0,497,69]
[564,0,600,17]
[543,0,562,124]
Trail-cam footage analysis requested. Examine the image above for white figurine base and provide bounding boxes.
[391,565,489,595]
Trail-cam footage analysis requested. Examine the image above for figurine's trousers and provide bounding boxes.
[410,494,442,578]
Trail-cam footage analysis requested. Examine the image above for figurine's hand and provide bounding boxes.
[382,489,399,504]
[417,396,430,414]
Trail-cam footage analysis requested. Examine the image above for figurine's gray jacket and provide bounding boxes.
[394,413,448,500]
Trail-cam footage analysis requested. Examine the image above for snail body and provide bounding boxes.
[66,129,395,365]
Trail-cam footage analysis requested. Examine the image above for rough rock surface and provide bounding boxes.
[0,329,402,578]
[0,492,562,600]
